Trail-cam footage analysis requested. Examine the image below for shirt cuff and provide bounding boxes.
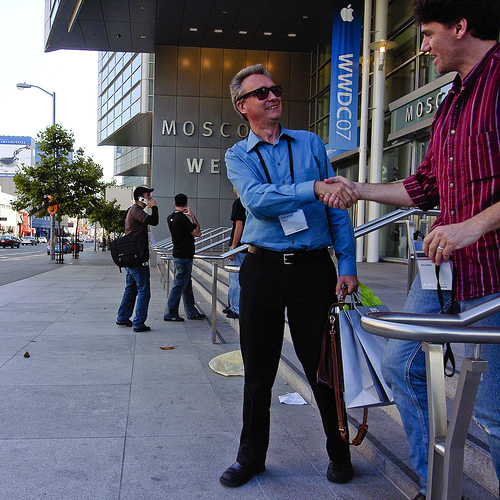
[338,259,357,277]
[295,180,317,204]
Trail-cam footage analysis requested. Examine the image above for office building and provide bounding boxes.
[44,0,459,259]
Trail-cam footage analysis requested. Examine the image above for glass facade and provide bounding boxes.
[97,52,154,185]
[114,146,149,187]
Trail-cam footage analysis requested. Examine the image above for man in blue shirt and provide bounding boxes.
[219,64,359,488]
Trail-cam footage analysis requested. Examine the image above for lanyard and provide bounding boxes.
[254,136,294,184]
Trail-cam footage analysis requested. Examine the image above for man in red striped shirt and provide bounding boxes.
[323,1,500,498]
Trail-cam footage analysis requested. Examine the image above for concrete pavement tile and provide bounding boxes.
[256,474,340,500]
[127,382,233,437]
[133,332,194,355]
[0,438,124,500]
[24,334,136,356]
[120,435,266,500]
[0,311,66,323]
[0,385,129,438]
[132,353,209,385]
[0,354,134,385]
[0,336,42,356]
[40,320,124,336]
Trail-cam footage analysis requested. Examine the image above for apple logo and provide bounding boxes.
[341,4,354,22]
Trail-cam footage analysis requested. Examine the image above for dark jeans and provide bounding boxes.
[236,249,350,471]
[164,258,198,319]
[117,265,151,329]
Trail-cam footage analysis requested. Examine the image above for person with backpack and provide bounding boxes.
[116,186,158,332]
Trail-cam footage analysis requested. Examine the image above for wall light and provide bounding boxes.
[369,39,397,70]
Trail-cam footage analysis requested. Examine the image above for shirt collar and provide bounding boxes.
[454,42,500,92]
[246,124,295,152]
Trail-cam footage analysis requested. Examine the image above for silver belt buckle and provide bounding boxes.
[283,253,294,265]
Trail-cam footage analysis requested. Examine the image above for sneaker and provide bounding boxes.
[188,313,206,320]
[133,325,151,332]
[164,316,185,322]
[226,310,239,319]
[116,319,133,327]
[222,306,231,314]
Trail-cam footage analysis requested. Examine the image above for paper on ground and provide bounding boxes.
[278,392,308,405]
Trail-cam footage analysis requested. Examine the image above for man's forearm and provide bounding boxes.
[357,180,415,207]
[231,221,244,248]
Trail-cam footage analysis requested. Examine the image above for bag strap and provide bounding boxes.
[329,301,369,446]
[435,257,457,377]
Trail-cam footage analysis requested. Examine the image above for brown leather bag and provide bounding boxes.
[317,301,368,446]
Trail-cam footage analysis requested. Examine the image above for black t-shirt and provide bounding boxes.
[167,210,197,258]
[230,197,246,245]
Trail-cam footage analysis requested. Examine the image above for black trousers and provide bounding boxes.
[236,249,350,471]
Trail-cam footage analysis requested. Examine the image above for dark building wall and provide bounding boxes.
[151,45,310,241]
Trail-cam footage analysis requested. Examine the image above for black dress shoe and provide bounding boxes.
[188,313,206,320]
[327,460,353,484]
[116,319,133,327]
[219,462,265,487]
[133,325,151,332]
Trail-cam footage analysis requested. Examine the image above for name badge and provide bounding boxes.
[278,209,309,236]
[415,241,453,290]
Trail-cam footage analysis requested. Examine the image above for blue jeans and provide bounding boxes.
[228,252,245,314]
[381,277,500,494]
[164,258,198,319]
[117,265,151,329]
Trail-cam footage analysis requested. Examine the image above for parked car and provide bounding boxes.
[38,236,47,244]
[47,237,72,255]
[0,235,21,248]
[21,236,37,245]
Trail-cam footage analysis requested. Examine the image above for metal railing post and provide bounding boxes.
[440,355,487,500]
[423,343,448,499]
[211,260,218,344]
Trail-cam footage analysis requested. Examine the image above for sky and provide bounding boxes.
[2,1,115,180]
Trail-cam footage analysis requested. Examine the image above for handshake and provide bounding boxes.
[314,176,361,211]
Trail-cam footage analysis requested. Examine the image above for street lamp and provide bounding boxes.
[16,82,56,127]
[16,82,57,260]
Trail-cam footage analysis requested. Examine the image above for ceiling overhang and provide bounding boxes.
[45,0,336,54]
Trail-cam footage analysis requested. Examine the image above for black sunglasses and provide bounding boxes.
[237,85,283,102]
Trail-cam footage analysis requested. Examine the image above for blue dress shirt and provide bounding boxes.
[225,125,357,277]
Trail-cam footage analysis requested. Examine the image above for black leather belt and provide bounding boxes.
[248,244,329,265]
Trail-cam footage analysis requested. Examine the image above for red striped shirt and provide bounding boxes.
[403,43,500,301]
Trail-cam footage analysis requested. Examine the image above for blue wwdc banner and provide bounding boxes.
[326,1,363,158]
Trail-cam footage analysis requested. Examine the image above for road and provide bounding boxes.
[0,243,95,286]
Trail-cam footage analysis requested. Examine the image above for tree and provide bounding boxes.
[12,124,110,261]
[64,149,108,257]
[12,124,73,217]
[88,198,125,238]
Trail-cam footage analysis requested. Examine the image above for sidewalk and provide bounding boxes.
[0,249,407,500]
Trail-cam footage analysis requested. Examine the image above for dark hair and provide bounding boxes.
[229,63,272,121]
[413,0,500,40]
[174,193,188,207]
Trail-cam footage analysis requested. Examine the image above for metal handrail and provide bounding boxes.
[354,208,440,238]
[360,295,500,343]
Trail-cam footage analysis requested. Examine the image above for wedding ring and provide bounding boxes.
[437,245,445,251]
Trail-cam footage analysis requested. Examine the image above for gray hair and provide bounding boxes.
[229,63,272,121]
